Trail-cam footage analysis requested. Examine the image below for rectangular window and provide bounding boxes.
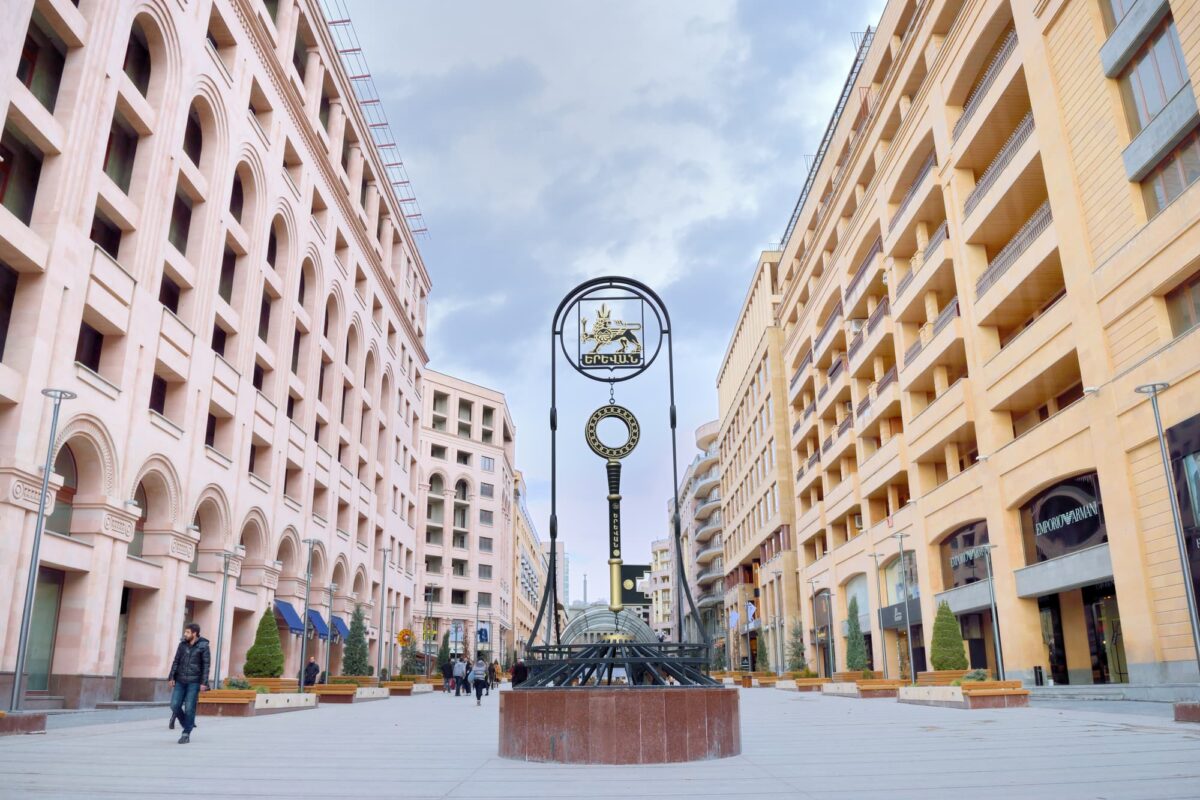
[0,128,43,225]
[18,18,66,113]
[431,445,447,460]
[480,482,494,498]
[481,456,495,472]
[149,374,167,414]
[252,363,265,391]
[211,324,227,357]
[479,536,493,553]
[258,293,271,341]
[123,28,151,96]
[103,115,138,193]
[480,509,493,526]
[74,322,103,372]
[89,212,122,259]
[1142,128,1200,215]
[168,191,192,253]
[218,248,236,303]
[478,592,492,608]
[158,274,181,314]
[291,328,302,373]
[1166,269,1200,337]
[1120,20,1187,135]
[479,564,492,580]
[0,261,17,362]
[456,451,471,466]
[205,413,217,447]
[286,393,296,420]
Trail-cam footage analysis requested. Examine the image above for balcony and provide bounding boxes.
[953,29,1019,142]
[859,434,907,501]
[694,492,721,521]
[817,355,850,416]
[789,349,814,401]
[813,301,844,363]
[843,236,883,312]
[907,377,973,463]
[795,500,826,544]
[696,564,724,586]
[894,220,953,322]
[888,152,937,234]
[856,366,900,437]
[850,297,893,377]
[963,112,1035,220]
[983,294,1073,408]
[823,414,856,465]
[974,202,1058,326]
[900,298,965,393]
[695,543,723,567]
[693,468,720,497]
[797,452,822,494]
[824,470,861,524]
[697,590,723,610]
[696,444,719,472]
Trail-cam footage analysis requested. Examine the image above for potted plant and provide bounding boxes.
[243,611,292,692]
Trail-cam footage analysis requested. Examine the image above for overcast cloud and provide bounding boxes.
[350,0,886,604]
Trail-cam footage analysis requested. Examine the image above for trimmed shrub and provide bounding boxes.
[756,632,769,672]
[342,604,371,676]
[930,601,969,671]
[845,597,868,671]
[242,611,285,678]
[437,630,450,666]
[223,677,251,690]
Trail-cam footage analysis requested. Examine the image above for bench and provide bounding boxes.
[756,678,778,688]
[791,678,830,692]
[916,670,970,686]
[381,681,415,696]
[960,681,1029,708]
[855,679,904,698]
[833,671,879,683]
[197,689,259,717]
[246,678,298,694]
[308,684,359,703]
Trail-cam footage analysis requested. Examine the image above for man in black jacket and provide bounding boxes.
[167,623,210,744]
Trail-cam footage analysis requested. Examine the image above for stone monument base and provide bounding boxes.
[499,686,739,764]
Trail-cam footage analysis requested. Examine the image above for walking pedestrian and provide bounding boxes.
[167,623,210,744]
[491,660,501,692]
[304,656,320,687]
[453,655,467,696]
[440,659,453,693]
[472,658,488,705]
[511,659,529,687]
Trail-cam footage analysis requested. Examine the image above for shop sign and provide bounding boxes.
[1021,472,1107,564]
[880,599,922,630]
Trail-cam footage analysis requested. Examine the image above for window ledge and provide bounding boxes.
[75,363,120,399]
[1122,82,1199,181]
[148,409,183,439]
[204,445,232,469]
[1100,0,1171,77]
[248,473,269,493]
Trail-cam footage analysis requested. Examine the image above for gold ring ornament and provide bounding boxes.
[584,404,640,460]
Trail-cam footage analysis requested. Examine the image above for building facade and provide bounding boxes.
[510,470,546,661]
[646,538,673,640]
[674,420,723,652]
[0,0,431,709]
[542,539,569,606]
[416,371,515,664]
[717,255,799,674]
[774,0,1200,685]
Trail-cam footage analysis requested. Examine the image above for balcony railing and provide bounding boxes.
[953,29,1019,141]
[844,236,883,302]
[933,297,960,335]
[975,201,1053,298]
[821,434,834,453]
[847,331,864,359]
[889,152,936,231]
[896,266,915,298]
[814,301,843,354]
[867,296,890,334]
[827,354,847,383]
[792,419,803,435]
[925,220,949,259]
[838,415,853,436]
[964,112,1035,217]
[790,349,813,389]
[878,365,897,392]
[808,451,821,468]
[904,332,925,365]
[856,394,871,418]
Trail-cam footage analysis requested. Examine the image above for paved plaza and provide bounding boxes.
[3,690,1200,799]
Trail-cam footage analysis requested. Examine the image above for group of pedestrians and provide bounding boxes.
[440,655,505,704]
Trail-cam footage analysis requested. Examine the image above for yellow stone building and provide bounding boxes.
[762,0,1200,685]
[717,254,800,673]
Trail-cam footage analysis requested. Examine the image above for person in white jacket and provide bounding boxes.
[471,659,488,705]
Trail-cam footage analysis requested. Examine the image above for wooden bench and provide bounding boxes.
[960,680,1029,708]
[834,671,879,683]
[916,670,971,686]
[308,684,358,703]
[756,678,778,688]
[197,689,259,716]
[855,679,904,698]
[246,678,298,694]
[791,678,830,692]
[381,681,415,696]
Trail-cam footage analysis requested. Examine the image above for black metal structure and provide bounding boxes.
[522,276,715,688]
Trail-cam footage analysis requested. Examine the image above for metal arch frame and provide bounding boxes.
[528,276,710,675]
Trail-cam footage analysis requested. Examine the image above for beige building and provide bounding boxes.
[0,0,431,709]
[672,420,722,647]
[510,470,546,660]
[416,371,515,663]
[717,255,800,674]
[775,0,1200,685]
[646,538,673,640]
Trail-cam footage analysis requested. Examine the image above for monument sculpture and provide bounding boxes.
[498,276,741,763]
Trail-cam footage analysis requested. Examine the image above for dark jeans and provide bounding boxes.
[455,676,465,696]
[474,679,486,701]
[170,682,201,734]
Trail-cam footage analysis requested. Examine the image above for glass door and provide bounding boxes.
[27,568,64,692]
[1083,582,1128,684]
[1038,594,1068,685]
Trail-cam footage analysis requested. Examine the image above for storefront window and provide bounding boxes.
[884,550,919,604]
[940,521,989,588]
[1020,472,1107,564]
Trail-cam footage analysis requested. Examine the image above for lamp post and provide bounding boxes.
[9,388,75,712]
[298,538,318,693]
[806,578,821,676]
[326,582,338,680]
[868,552,889,678]
[388,602,400,679]
[976,544,1005,680]
[423,584,436,678]
[891,531,916,684]
[212,545,244,689]
[376,547,390,679]
[771,569,784,675]
[474,597,481,663]
[826,588,836,675]
[1136,382,1200,673]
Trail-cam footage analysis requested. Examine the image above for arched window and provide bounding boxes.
[45,446,78,535]
[429,475,444,495]
[131,482,148,558]
[183,105,203,165]
[455,480,469,501]
[266,224,279,269]
[230,172,244,222]
[297,267,307,307]
[123,22,151,96]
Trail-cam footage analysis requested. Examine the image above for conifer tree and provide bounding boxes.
[342,604,371,676]
[755,632,769,672]
[930,600,969,670]
[243,611,285,678]
[786,620,808,672]
[845,597,869,671]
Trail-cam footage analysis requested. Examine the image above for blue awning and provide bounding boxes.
[307,609,329,640]
[274,600,304,635]
[332,616,350,640]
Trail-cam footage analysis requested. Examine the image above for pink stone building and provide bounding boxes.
[415,372,515,666]
[0,0,429,708]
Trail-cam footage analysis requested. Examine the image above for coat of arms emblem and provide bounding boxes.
[580,304,643,366]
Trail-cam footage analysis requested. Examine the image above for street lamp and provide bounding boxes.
[1136,382,1200,673]
[212,544,245,689]
[771,569,784,675]
[868,552,889,678]
[423,584,436,678]
[299,538,319,693]
[376,547,391,679]
[388,602,400,679]
[326,582,338,681]
[9,388,75,712]
[891,531,916,684]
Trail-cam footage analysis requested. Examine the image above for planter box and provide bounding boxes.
[792,678,830,692]
[246,677,299,694]
[412,683,434,694]
[355,687,389,701]
[755,678,778,688]
[823,679,903,699]
[308,685,358,703]
[834,671,879,682]
[916,670,971,687]
[900,681,1028,709]
[1176,703,1200,723]
[197,689,258,717]
[329,676,379,688]
[821,682,861,697]
[0,710,46,736]
[776,679,797,689]
[253,692,318,715]
[381,681,415,696]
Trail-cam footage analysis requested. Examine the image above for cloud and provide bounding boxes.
[349,0,887,604]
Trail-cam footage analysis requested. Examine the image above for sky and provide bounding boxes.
[350,0,887,603]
